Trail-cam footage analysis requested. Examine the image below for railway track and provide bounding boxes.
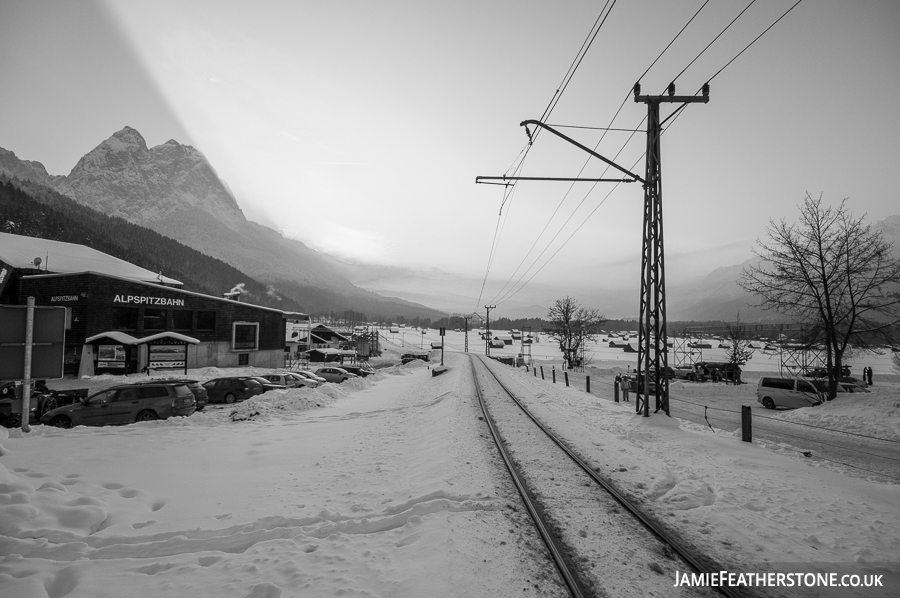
[470,354,747,598]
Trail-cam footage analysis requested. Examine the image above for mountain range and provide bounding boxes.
[2,127,897,323]
[0,128,442,320]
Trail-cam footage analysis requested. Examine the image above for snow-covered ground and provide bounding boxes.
[1,342,898,597]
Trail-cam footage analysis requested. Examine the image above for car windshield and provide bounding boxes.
[88,389,117,404]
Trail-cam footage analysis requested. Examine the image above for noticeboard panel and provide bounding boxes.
[0,305,67,380]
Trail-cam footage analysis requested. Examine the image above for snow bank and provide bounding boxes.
[772,386,900,441]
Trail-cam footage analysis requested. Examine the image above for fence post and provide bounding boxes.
[614,380,619,403]
[586,375,590,394]
[741,405,752,443]
[540,366,545,380]
[564,372,569,387]
[552,368,556,384]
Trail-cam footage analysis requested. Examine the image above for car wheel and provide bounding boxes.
[194,405,205,412]
[687,374,695,381]
[224,393,236,404]
[762,397,775,410]
[136,410,158,422]
[50,414,72,428]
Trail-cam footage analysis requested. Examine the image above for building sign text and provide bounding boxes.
[114,294,185,307]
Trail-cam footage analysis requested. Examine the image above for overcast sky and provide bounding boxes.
[2,0,899,308]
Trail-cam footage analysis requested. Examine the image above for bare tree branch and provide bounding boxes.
[543,296,607,369]
[739,193,900,398]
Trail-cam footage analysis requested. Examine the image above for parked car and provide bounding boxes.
[40,382,196,428]
[135,378,208,411]
[314,367,358,383]
[296,370,327,384]
[757,377,822,410]
[262,372,318,388]
[341,364,375,377]
[803,366,852,379]
[247,376,288,393]
[672,366,698,381]
[202,377,265,403]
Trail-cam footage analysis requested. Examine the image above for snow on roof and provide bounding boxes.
[307,348,356,355]
[0,232,183,286]
[85,331,201,345]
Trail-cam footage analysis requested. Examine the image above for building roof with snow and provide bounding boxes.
[0,232,183,286]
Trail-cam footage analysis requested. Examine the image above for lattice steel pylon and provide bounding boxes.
[634,82,709,417]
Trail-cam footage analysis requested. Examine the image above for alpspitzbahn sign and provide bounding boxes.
[113,294,186,306]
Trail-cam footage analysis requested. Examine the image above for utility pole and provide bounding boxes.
[484,305,496,356]
[476,83,709,417]
[633,81,709,417]
[462,315,473,352]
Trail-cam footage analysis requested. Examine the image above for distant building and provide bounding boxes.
[1,232,305,376]
[308,323,351,349]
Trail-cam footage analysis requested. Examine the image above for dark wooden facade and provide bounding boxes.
[13,273,286,374]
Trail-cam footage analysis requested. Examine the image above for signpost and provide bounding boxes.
[0,299,66,432]
[439,327,445,366]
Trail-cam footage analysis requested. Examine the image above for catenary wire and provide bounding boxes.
[708,0,805,84]
[487,1,712,305]
[475,1,618,311]
[671,0,758,84]
[494,0,805,305]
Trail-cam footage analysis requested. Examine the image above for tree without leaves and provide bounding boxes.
[724,315,755,383]
[740,194,900,399]
[543,297,607,368]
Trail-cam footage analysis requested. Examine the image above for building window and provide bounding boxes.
[233,322,259,351]
[144,308,166,331]
[197,311,216,332]
[238,353,249,366]
[112,307,138,330]
[172,310,193,330]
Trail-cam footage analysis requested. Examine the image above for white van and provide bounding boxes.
[756,377,822,410]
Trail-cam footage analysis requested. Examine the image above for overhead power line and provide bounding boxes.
[487,0,804,308]
[486,1,713,307]
[708,0,805,83]
[474,0,620,310]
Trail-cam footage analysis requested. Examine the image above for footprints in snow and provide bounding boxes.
[102,481,145,500]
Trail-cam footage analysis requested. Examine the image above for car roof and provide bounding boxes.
[90,382,183,394]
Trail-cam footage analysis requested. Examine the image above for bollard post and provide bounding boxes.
[741,405,752,443]
[540,366,545,380]
[552,369,556,384]
[564,372,569,387]
[586,375,590,394]
[614,380,619,403]
[533,367,536,377]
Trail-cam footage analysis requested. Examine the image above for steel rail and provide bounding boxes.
[474,354,748,598]
[469,356,587,598]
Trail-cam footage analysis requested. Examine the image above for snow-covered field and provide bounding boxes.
[1,340,898,597]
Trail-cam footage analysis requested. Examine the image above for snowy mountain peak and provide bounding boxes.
[108,125,148,149]
[51,126,244,227]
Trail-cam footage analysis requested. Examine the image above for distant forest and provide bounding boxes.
[0,176,303,312]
